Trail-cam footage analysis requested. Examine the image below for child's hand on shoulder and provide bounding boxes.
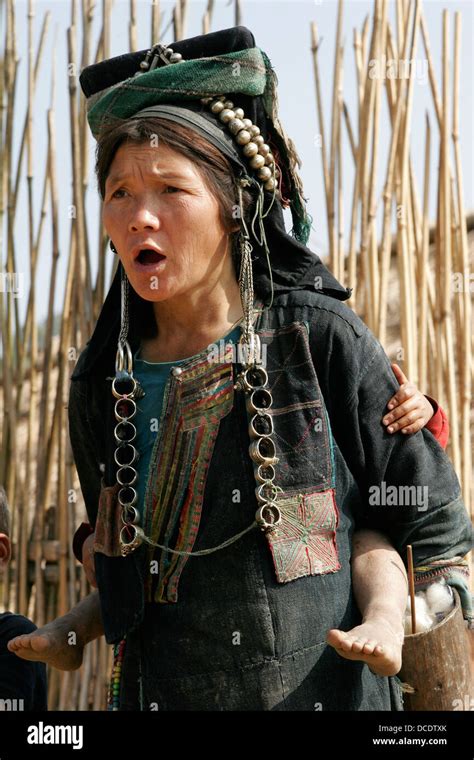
[382,363,434,435]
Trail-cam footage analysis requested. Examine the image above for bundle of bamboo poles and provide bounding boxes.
[311,0,472,513]
[0,0,471,711]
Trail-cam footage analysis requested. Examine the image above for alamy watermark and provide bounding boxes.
[368,482,429,512]
[207,338,267,367]
[368,56,428,85]
[0,272,24,299]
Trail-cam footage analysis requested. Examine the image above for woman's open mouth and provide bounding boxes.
[133,248,167,271]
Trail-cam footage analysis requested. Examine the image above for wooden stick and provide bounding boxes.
[310,23,330,203]
[407,545,416,634]
[328,0,344,279]
[452,11,472,517]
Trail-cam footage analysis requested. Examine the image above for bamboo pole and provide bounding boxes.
[419,113,430,393]
[366,0,387,330]
[377,22,411,346]
[2,0,20,540]
[440,10,460,476]
[396,0,421,380]
[202,0,214,34]
[151,0,160,45]
[328,1,344,280]
[37,62,60,512]
[310,23,330,204]
[452,11,472,514]
[129,0,137,52]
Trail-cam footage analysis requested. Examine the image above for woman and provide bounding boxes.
[9,26,472,711]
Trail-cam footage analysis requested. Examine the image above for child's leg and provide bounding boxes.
[326,529,407,676]
[7,591,103,671]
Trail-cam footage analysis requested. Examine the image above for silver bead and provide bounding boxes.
[164,48,174,57]
[201,97,213,104]
[249,125,261,137]
[140,61,149,70]
[210,100,225,114]
[235,129,252,145]
[234,108,244,119]
[258,143,270,157]
[250,154,266,170]
[264,177,277,191]
[228,118,245,135]
[219,109,235,124]
[170,52,183,63]
[171,366,183,377]
[242,142,259,157]
[257,166,272,181]
[223,100,234,109]
[242,118,253,128]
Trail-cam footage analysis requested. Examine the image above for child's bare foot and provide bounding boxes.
[326,618,404,676]
[7,618,84,671]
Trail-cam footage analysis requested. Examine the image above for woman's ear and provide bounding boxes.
[0,534,11,567]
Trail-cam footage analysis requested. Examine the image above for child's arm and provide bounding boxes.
[381,363,449,448]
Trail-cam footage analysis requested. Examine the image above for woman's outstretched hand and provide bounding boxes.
[82,532,98,588]
[382,363,434,435]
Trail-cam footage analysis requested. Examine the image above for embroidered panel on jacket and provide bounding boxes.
[142,342,235,603]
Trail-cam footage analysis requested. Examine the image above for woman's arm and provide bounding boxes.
[307,299,472,601]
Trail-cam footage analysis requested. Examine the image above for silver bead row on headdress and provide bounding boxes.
[136,43,280,195]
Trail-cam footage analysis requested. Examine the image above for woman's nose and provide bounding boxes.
[128,202,161,232]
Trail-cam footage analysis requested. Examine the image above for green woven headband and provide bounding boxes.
[86,48,270,138]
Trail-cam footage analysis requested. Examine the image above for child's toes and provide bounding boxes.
[8,635,28,650]
[361,640,378,654]
[336,635,353,653]
[350,638,367,653]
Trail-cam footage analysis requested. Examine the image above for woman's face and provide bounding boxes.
[102,140,233,304]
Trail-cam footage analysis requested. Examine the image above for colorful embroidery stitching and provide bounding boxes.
[143,343,235,603]
[266,488,341,582]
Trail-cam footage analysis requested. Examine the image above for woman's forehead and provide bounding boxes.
[107,142,197,182]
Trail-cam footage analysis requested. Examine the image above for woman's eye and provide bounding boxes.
[109,186,180,199]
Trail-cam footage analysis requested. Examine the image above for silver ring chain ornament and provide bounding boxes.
[112,268,146,557]
[234,359,283,534]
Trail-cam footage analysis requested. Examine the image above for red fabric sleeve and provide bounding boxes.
[72,522,94,564]
[424,395,450,449]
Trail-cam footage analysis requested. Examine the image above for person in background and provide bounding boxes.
[0,486,47,711]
